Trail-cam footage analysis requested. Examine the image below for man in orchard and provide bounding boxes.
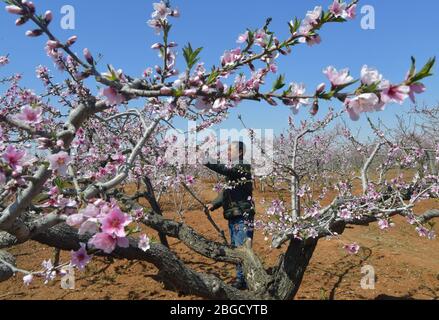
[205,141,255,290]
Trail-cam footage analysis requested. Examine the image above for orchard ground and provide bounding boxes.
[0,179,438,300]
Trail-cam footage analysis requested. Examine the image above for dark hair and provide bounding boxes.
[237,141,246,155]
[231,141,246,159]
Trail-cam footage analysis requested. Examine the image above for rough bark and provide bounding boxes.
[144,213,272,295]
[269,238,318,300]
[32,223,258,300]
[0,250,15,283]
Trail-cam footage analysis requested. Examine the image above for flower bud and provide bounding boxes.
[316,83,326,94]
[83,48,94,65]
[12,171,21,179]
[5,5,24,15]
[23,1,35,14]
[184,88,197,97]
[75,71,92,81]
[151,43,163,50]
[216,79,224,91]
[171,9,180,17]
[168,42,178,48]
[201,85,210,93]
[25,29,43,37]
[46,40,61,48]
[66,35,77,47]
[310,100,319,116]
[160,87,173,95]
[15,16,29,26]
[44,10,53,24]
[266,97,278,106]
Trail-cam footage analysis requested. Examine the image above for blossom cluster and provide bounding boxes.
[66,199,151,255]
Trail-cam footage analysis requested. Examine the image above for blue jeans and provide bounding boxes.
[228,216,254,285]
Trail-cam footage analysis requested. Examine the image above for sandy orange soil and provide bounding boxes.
[0,182,438,300]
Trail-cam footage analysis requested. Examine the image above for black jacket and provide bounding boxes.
[205,162,255,220]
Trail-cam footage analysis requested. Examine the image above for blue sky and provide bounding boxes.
[1,0,438,138]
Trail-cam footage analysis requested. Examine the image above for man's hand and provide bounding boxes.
[206,203,214,212]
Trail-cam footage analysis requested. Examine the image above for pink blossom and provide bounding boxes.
[345,93,381,121]
[152,1,171,19]
[185,175,195,186]
[2,145,26,171]
[361,65,383,86]
[306,35,321,46]
[16,105,43,124]
[221,48,242,67]
[71,243,91,270]
[0,55,9,66]
[237,31,249,44]
[346,4,357,19]
[88,233,117,254]
[147,19,162,34]
[338,208,352,220]
[100,207,132,238]
[117,237,130,248]
[378,219,394,230]
[254,29,270,47]
[66,213,85,227]
[408,83,426,103]
[138,234,151,252]
[36,65,49,84]
[380,81,410,104]
[48,151,71,176]
[344,243,360,255]
[323,66,354,87]
[283,82,309,113]
[84,204,102,218]
[307,228,319,239]
[23,274,33,286]
[329,0,347,18]
[303,6,323,26]
[416,226,429,238]
[194,98,210,111]
[101,87,126,106]
[78,219,100,235]
[212,98,229,111]
[19,89,39,104]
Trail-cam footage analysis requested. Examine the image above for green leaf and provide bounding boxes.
[334,79,359,92]
[263,17,272,32]
[206,68,220,85]
[53,177,67,190]
[183,43,203,70]
[410,57,436,83]
[408,56,416,78]
[289,18,301,34]
[272,74,286,92]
